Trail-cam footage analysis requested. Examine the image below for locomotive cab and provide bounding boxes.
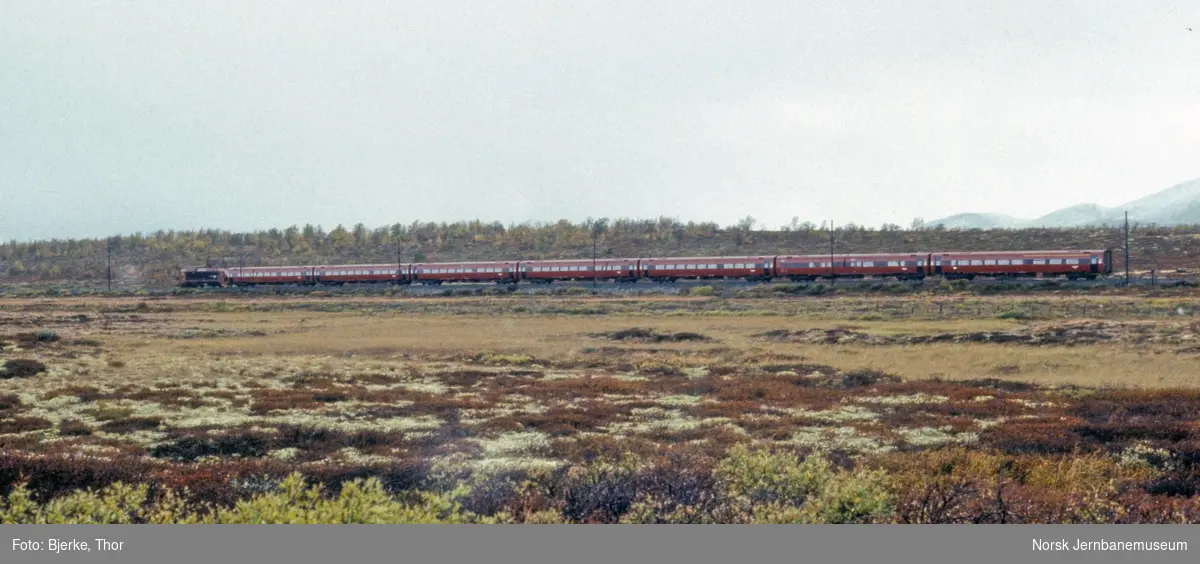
[181,268,228,288]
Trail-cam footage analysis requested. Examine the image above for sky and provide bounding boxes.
[2,1,1198,242]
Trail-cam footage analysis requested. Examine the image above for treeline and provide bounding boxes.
[1,218,1197,286]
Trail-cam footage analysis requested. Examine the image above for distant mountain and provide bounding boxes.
[927,213,1026,229]
[932,178,1200,228]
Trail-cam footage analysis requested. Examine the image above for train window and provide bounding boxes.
[1032,259,1045,265]
[1049,259,1063,265]
[984,260,995,266]
[970,260,982,266]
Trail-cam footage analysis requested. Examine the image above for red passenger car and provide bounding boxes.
[411,261,519,285]
[930,250,1111,280]
[775,253,929,281]
[641,256,773,282]
[520,258,639,284]
[313,263,408,285]
[226,266,314,286]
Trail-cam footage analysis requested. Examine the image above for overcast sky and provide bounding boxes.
[2,1,1198,241]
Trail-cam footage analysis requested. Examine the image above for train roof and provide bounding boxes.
[932,249,1107,256]
[521,257,637,263]
[313,263,409,269]
[228,265,313,271]
[641,255,772,261]
[411,260,518,266]
[777,252,929,258]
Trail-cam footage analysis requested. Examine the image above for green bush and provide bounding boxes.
[0,474,487,524]
[806,284,833,296]
[688,286,716,297]
[715,444,832,505]
[715,445,895,524]
[996,310,1029,320]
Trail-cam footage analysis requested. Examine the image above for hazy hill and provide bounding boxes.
[932,178,1200,229]
[922,213,1025,230]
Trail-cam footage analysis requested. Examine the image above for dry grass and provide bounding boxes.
[4,293,1200,522]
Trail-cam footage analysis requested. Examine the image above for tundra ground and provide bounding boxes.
[3,294,1200,523]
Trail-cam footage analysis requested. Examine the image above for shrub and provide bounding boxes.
[715,444,831,506]
[58,420,94,437]
[806,284,832,296]
[151,435,269,462]
[0,417,53,435]
[689,286,716,297]
[35,331,59,342]
[0,473,485,524]
[716,445,895,523]
[996,310,1029,320]
[0,359,47,379]
[560,457,641,523]
[749,468,894,524]
[0,394,21,411]
[99,417,162,434]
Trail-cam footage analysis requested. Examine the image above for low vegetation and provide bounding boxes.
[2,294,1200,522]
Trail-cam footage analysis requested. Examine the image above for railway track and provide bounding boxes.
[177,275,1195,296]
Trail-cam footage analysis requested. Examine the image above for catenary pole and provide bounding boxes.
[828,221,835,280]
[1124,211,1130,285]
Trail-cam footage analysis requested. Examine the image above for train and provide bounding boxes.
[181,249,1114,288]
